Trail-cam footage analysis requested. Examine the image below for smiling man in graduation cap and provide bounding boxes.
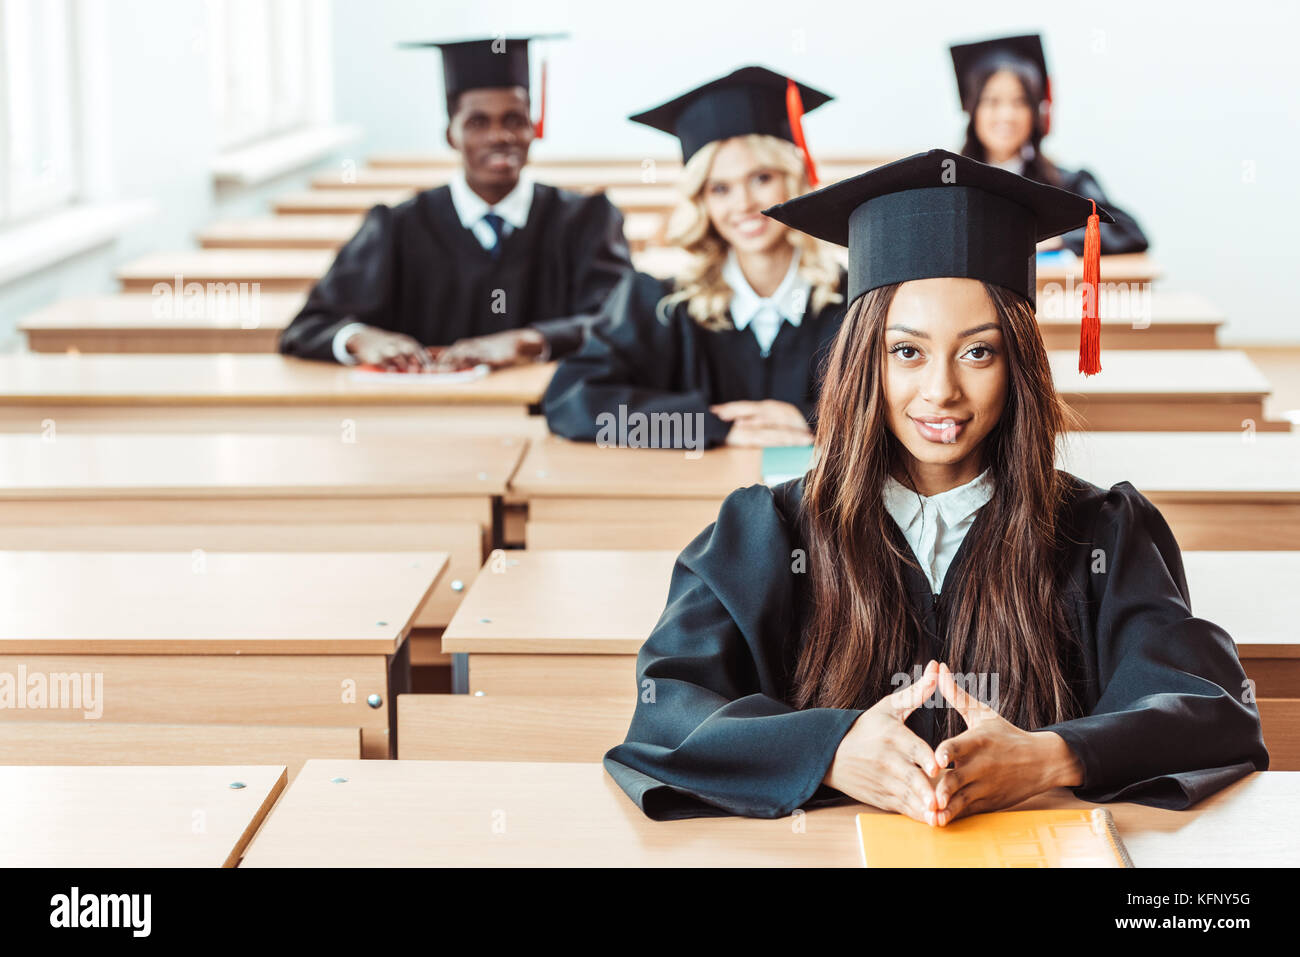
[279,34,633,370]
[604,149,1267,824]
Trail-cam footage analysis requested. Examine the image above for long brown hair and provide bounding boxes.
[792,281,1082,739]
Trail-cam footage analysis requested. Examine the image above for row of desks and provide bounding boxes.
[1,431,1297,552]
[20,288,1225,355]
[9,761,1296,866]
[0,351,1283,433]
[108,245,1162,294]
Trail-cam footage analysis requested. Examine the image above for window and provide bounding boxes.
[0,0,79,225]
[207,0,331,151]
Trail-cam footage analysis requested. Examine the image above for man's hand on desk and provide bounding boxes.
[343,327,437,371]
[433,329,547,370]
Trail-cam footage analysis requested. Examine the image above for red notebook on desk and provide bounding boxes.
[856,807,1134,867]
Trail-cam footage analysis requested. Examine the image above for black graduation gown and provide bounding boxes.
[1050,166,1149,256]
[277,183,632,361]
[542,268,848,448]
[604,473,1268,820]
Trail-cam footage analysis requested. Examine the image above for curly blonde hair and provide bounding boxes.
[658,133,844,330]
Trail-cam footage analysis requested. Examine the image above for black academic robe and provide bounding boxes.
[277,183,632,361]
[1050,167,1149,256]
[542,268,848,448]
[604,473,1268,820]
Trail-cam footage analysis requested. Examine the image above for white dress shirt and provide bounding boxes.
[330,170,536,364]
[882,469,994,595]
[722,248,811,356]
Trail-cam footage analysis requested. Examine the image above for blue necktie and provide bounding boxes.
[481,212,506,259]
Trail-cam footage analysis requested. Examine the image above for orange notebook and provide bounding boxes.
[856,808,1134,867]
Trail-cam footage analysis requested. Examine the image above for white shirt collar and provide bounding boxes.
[723,248,810,331]
[883,468,994,535]
[448,169,534,231]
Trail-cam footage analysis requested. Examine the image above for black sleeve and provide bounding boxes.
[1056,168,1150,255]
[277,204,400,362]
[603,484,864,820]
[541,270,732,447]
[529,194,633,359]
[1038,483,1269,809]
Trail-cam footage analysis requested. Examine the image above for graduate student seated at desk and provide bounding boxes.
[950,33,1149,255]
[278,35,632,371]
[604,150,1266,823]
[543,67,847,449]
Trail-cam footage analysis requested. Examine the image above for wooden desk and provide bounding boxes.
[513,436,762,550]
[116,249,335,294]
[1048,350,1283,432]
[0,550,443,756]
[365,152,898,170]
[198,214,363,250]
[239,761,1300,867]
[0,354,555,434]
[442,550,675,696]
[513,432,1300,553]
[19,292,306,354]
[1035,290,1223,350]
[436,547,1300,763]
[116,246,691,299]
[1038,251,1160,288]
[0,432,524,626]
[273,188,414,215]
[0,722,359,778]
[313,161,890,193]
[1059,431,1300,549]
[2,765,285,867]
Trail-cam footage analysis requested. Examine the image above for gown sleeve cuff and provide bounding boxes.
[331,320,367,366]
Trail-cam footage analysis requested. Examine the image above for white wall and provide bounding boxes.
[0,0,346,349]
[3,0,1296,347]
[331,0,1300,345]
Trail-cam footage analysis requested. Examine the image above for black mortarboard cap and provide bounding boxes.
[763,149,1115,373]
[628,66,832,168]
[949,34,1049,109]
[400,34,565,111]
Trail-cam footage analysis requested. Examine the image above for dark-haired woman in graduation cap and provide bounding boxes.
[604,149,1266,823]
[542,67,847,449]
[951,34,1149,255]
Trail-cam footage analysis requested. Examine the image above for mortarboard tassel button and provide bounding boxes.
[1079,199,1102,376]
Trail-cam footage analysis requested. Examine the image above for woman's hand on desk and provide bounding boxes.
[711,400,813,447]
[932,662,1086,826]
[711,399,809,431]
[823,660,944,826]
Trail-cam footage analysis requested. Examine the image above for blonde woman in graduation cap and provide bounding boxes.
[543,67,846,449]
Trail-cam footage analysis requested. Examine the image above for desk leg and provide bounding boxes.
[451,654,469,695]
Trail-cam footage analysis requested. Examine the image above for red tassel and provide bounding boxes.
[1078,199,1102,376]
[533,60,547,138]
[785,78,818,187]
[1041,76,1053,137]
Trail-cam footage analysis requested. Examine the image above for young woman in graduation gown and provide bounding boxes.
[951,34,1149,256]
[543,68,848,449]
[603,150,1267,823]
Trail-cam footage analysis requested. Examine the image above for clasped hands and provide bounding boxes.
[345,326,546,372]
[823,660,1084,826]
